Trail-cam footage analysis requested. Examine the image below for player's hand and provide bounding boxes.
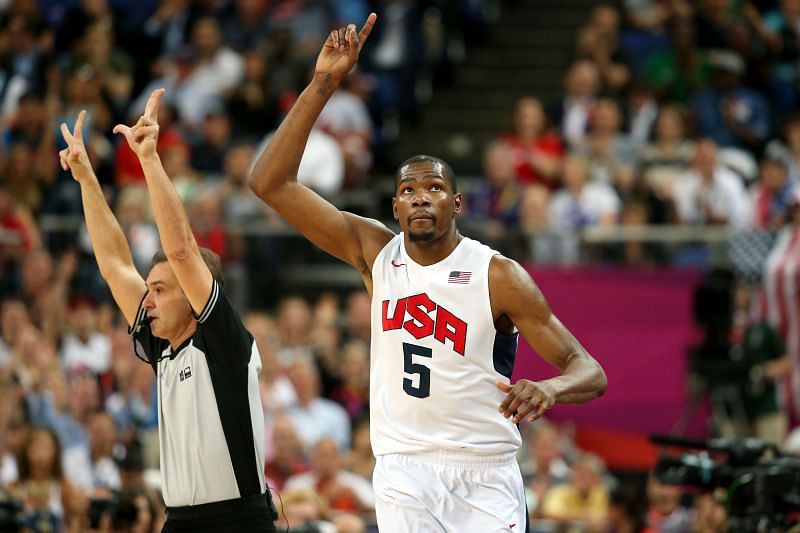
[496,379,556,423]
[59,110,93,181]
[113,88,164,160]
[314,13,376,83]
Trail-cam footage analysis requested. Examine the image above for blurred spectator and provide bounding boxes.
[693,0,741,49]
[286,357,351,451]
[9,426,87,532]
[330,340,369,421]
[278,487,334,532]
[692,50,770,150]
[343,417,374,482]
[550,60,600,148]
[646,18,712,103]
[190,16,244,95]
[607,484,647,533]
[639,105,695,223]
[624,81,659,146]
[60,296,111,376]
[189,188,226,259]
[758,0,800,108]
[258,128,345,198]
[316,73,375,187]
[549,155,621,230]
[0,185,40,278]
[575,98,640,193]
[498,97,563,188]
[645,475,692,532]
[265,416,308,491]
[466,141,524,245]
[131,46,219,130]
[750,152,796,229]
[190,106,232,177]
[576,4,632,91]
[0,295,30,369]
[284,437,375,513]
[762,190,800,422]
[218,0,271,53]
[344,290,371,344]
[332,513,367,533]
[360,0,425,127]
[141,0,202,61]
[671,138,752,228]
[224,48,280,139]
[766,111,800,182]
[540,453,610,531]
[521,422,571,519]
[115,185,160,273]
[86,411,121,492]
[277,296,314,356]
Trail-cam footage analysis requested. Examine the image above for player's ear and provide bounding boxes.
[392,197,399,221]
[453,193,463,215]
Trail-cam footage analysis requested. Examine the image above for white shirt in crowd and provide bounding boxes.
[674,165,752,230]
[61,333,112,374]
[549,182,621,229]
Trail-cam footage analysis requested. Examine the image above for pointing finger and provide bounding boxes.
[358,13,377,49]
[144,88,164,121]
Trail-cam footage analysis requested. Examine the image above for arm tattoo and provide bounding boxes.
[316,73,334,95]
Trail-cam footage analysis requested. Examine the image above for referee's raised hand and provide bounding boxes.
[113,88,164,160]
[59,110,93,182]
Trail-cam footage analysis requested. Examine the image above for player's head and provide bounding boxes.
[393,155,461,243]
[143,248,224,338]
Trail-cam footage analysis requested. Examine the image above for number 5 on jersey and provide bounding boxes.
[402,342,432,398]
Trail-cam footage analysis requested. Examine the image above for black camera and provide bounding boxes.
[652,435,800,531]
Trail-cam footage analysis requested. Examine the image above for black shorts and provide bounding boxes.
[162,491,278,533]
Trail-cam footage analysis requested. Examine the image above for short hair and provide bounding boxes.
[151,247,224,287]
[395,154,457,193]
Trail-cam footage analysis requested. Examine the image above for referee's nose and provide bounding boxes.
[142,291,155,309]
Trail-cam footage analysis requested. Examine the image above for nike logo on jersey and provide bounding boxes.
[382,293,468,355]
[509,524,516,529]
[391,260,406,267]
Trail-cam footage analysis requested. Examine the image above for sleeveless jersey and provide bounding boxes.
[369,234,522,456]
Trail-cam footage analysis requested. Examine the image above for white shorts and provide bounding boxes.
[373,451,527,533]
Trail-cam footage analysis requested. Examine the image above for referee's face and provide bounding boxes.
[144,262,194,341]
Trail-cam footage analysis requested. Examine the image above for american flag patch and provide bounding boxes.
[448,271,471,284]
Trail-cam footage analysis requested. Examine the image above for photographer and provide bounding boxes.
[720,282,790,444]
[691,271,790,445]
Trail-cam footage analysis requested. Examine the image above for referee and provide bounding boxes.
[60,91,278,532]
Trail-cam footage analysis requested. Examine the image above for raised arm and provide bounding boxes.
[491,256,607,424]
[249,14,392,278]
[59,111,145,326]
[113,89,211,315]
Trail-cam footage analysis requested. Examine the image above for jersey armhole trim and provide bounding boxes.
[193,280,219,324]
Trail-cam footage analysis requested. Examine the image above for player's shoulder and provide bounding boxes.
[488,253,529,284]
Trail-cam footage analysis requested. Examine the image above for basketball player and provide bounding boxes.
[250,14,607,532]
[60,92,277,532]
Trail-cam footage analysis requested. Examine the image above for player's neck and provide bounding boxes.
[404,227,462,266]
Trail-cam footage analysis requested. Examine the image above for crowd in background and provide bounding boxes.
[3,0,800,531]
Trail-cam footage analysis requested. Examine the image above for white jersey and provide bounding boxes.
[370,234,522,456]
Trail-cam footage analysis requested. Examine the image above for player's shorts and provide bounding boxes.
[373,451,527,532]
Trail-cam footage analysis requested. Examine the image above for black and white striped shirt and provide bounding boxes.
[129,280,266,507]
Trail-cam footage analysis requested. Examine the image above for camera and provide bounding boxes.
[651,435,800,531]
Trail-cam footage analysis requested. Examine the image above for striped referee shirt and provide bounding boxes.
[129,280,266,507]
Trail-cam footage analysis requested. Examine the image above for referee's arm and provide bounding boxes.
[60,110,146,326]
[115,88,214,314]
